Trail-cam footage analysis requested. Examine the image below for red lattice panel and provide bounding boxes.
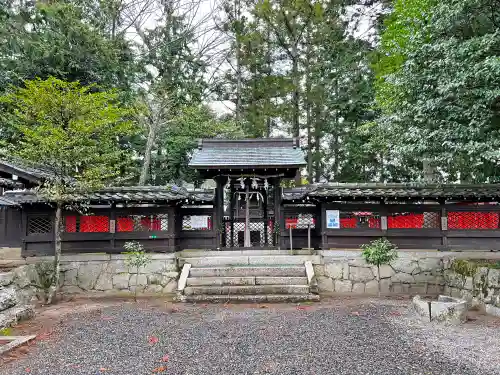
[388,212,440,229]
[65,215,109,232]
[448,212,499,229]
[340,213,380,228]
[116,214,168,232]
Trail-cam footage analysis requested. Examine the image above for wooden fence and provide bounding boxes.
[3,202,500,256]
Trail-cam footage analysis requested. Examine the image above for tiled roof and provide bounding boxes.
[0,159,57,181]
[0,196,17,206]
[0,186,214,205]
[283,183,500,201]
[0,177,23,189]
[189,138,306,169]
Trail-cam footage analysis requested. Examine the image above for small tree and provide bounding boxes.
[1,77,137,304]
[124,241,152,301]
[361,238,398,297]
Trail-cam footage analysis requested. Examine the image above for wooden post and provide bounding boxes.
[273,178,282,249]
[320,203,327,249]
[441,203,448,250]
[380,200,388,239]
[263,189,268,246]
[308,224,311,250]
[214,176,224,248]
[230,184,234,248]
[167,206,176,252]
[244,184,251,247]
[109,203,116,251]
[289,225,293,251]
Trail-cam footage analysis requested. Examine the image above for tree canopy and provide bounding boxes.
[373,0,500,182]
[0,0,499,184]
[1,77,137,191]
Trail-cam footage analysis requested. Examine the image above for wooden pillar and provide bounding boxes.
[230,184,234,248]
[273,177,282,248]
[175,204,183,250]
[440,202,448,251]
[380,201,388,239]
[109,203,116,251]
[320,202,327,250]
[263,189,268,246]
[244,184,251,247]
[167,206,176,252]
[214,176,224,248]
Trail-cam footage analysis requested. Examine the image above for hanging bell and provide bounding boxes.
[264,178,269,190]
[238,177,245,189]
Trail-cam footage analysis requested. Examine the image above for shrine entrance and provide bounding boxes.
[221,180,277,248]
[189,138,306,249]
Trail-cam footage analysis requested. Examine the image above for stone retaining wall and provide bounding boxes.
[56,254,179,295]
[0,265,36,328]
[444,266,500,316]
[314,251,447,296]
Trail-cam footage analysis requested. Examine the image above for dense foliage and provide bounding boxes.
[0,0,499,184]
[373,0,500,182]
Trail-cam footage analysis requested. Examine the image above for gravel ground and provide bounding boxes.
[1,298,500,375]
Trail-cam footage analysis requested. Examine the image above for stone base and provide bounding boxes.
[485,304,500,317]
[412,295,467,324]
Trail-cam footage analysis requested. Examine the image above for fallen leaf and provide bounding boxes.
[148,336,159,345]
[259,305,268,309]
[152,366,167,373]
[101,316,113,321]
[351,311,360,316]
[296,305,310,311]
[390,311,401,316]
[99,367,109,372]
[25,369,31,373]
[161,354,169,362]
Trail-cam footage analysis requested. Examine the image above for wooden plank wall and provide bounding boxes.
[0,207,23,248]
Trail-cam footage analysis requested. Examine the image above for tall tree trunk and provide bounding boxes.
[305,31,312,183]
[314,104,322,182]
[306,104,312,183]
[235,0,242,124]
[292,43,301,185]
[291,44,300,139]
[265,27,272,137]
[47,203,62,304]
[139,125,156,185]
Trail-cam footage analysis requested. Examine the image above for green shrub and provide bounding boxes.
[361,239,398,297]
[361,238,398,267]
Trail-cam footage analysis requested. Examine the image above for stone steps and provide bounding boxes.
[186,276,308,287]
[179,253,319,303]
[189,266,306,278]
[184,294,320,303]
[184,285,311,296]
[179,255,319,267]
